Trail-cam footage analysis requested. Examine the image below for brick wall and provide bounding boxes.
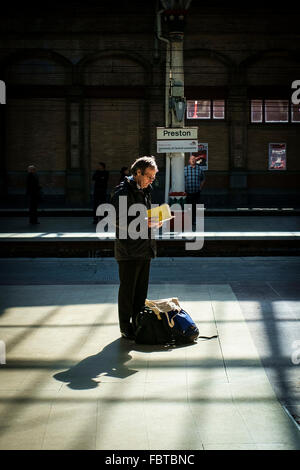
[90,98,141,173]
[1,1,300,205]
[185,121,229,171]
[5,98,66,193]
[247,127,300,172]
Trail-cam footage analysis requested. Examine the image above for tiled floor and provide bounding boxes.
[0,282,299,450]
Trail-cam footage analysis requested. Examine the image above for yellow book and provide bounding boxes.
[147,203,174,222]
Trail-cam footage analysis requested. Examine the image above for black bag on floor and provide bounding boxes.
[134,306,174,345]
[134,298,200,345]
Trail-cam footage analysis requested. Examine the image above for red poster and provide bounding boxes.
[268,143,286,170]
[191,143,208,170]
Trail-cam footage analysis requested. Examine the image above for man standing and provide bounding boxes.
[26,165,41,225]
[184,155,206,226]
[110,156,161,340]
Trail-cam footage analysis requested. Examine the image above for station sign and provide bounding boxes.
[156,127,198,140]
[157,139,198,153]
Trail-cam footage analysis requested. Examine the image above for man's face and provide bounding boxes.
[136,167,157,189]
[189,156,196,166]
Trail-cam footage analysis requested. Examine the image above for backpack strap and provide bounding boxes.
[163,310,178,329]
[198,335,218,339]
[144,301,162,320]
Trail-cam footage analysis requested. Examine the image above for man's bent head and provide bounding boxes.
[131,156,158,189]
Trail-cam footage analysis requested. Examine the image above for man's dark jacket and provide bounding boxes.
[93,170,109,196]
[26,173,41,200]
[110,176,157,261]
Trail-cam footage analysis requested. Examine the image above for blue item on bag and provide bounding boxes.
[165,308,199,343]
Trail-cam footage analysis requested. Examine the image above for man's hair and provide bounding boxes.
[130,156,158,176]
[98,162,106,169]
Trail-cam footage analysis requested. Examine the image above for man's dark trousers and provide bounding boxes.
[186,191,201,225]
[29,196,38,224]
[117,259,151,332]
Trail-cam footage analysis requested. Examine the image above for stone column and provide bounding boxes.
[0,95,7,197]
[169,33,186,194]
[66,89,88,206]
[228,81,248,205]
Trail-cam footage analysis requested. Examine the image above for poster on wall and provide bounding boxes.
[190,143,208,170]
[268,143,287,170]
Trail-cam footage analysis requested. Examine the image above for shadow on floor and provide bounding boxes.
[53,338,179,390]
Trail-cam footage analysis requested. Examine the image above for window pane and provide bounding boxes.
[251,99,263,122]
[291,103,300,122]
[213,100,225,119]
[187,100,210,119]
[265,100,288,122]
[187,100,197,119]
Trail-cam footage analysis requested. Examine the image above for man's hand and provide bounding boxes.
[148,216,163,229]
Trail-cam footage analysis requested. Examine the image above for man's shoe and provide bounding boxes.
[120,329,135,340]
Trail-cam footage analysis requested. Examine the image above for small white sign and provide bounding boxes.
[156,127,198,140]
[157,139,198,153]
[0,80,6,105]
[0,340,5,364]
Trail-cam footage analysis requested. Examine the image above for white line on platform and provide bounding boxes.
[0,231,300,239]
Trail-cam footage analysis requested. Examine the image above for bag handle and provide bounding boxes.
[145,300,162,320]
[145,299,177,327]
[164,310,177,328]
[145,298,181,313]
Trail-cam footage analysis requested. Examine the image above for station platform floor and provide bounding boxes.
[0,256,299,450]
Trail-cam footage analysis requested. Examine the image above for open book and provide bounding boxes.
[147,203,175,222]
